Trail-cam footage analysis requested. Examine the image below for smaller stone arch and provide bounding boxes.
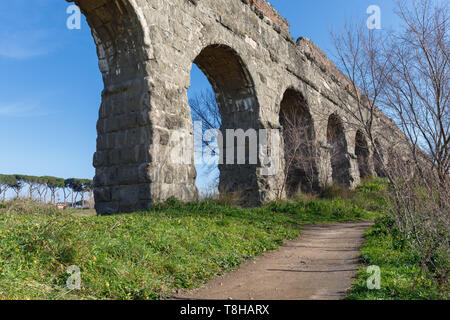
[279,89,319,195]
[327,114,351,187]
[355,130,371,179]
[193,44,259,126]
[191,44,261,203]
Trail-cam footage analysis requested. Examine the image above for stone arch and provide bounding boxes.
[193,45,259,127]
[71,0,150,84]
[327,114,351,187]
[355,130,371,179]
[279,89,319,195]
[191,44,261,203]
[55,0,407,214]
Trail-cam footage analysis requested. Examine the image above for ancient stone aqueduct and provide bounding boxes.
[70,0,403,214]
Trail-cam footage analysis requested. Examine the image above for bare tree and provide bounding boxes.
[279,99,319,197]
[331,19,391,179]
[190,90,222,135]
[331,0,449,284]
[384,0,449,184]
[380,0,449,283]
[189,90,221,192]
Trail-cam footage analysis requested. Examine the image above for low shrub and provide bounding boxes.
[2,199,62,216]
[320,184,356,199]
[347,217,449,300]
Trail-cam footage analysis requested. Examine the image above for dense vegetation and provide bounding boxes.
[0,178,446,300]
[331,0,449,296]
[0,180,383,300]
[348,216,449,300]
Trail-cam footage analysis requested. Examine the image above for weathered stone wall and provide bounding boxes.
[247,0,290,34]
[70,0,405,214]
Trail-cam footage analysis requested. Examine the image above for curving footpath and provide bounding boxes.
[174,221,373,300]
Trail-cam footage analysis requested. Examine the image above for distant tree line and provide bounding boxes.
[0,174,93,208]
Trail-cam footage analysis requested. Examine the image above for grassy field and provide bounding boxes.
[347,217,449,300]
[0,181,385,300]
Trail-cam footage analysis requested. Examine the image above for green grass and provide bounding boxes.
[0,180,387,300]
[347,216,449,300]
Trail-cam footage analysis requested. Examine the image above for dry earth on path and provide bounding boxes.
[174,221,373,300]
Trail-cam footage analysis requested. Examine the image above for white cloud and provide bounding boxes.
[0,101,52,117]
[0,29,56,59]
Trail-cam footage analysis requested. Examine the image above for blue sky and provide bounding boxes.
[0,0,400,193]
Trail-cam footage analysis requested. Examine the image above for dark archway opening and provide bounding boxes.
[279,89,319,196]
[189,45,260,204]
[355,130,371,179]
[327,114,351,187]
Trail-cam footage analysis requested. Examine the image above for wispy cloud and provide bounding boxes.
[0,101,53,117]
[0,29,57,59]
[0,0,63,59]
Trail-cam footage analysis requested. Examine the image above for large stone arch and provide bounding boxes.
[69,0,157,214]
[327,114,352,187]
[71,0,151,83]
[355,130,371,179]
[192,44,261,203]
[279,89,319,195]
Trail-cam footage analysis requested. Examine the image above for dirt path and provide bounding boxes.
[174,221,373,300]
